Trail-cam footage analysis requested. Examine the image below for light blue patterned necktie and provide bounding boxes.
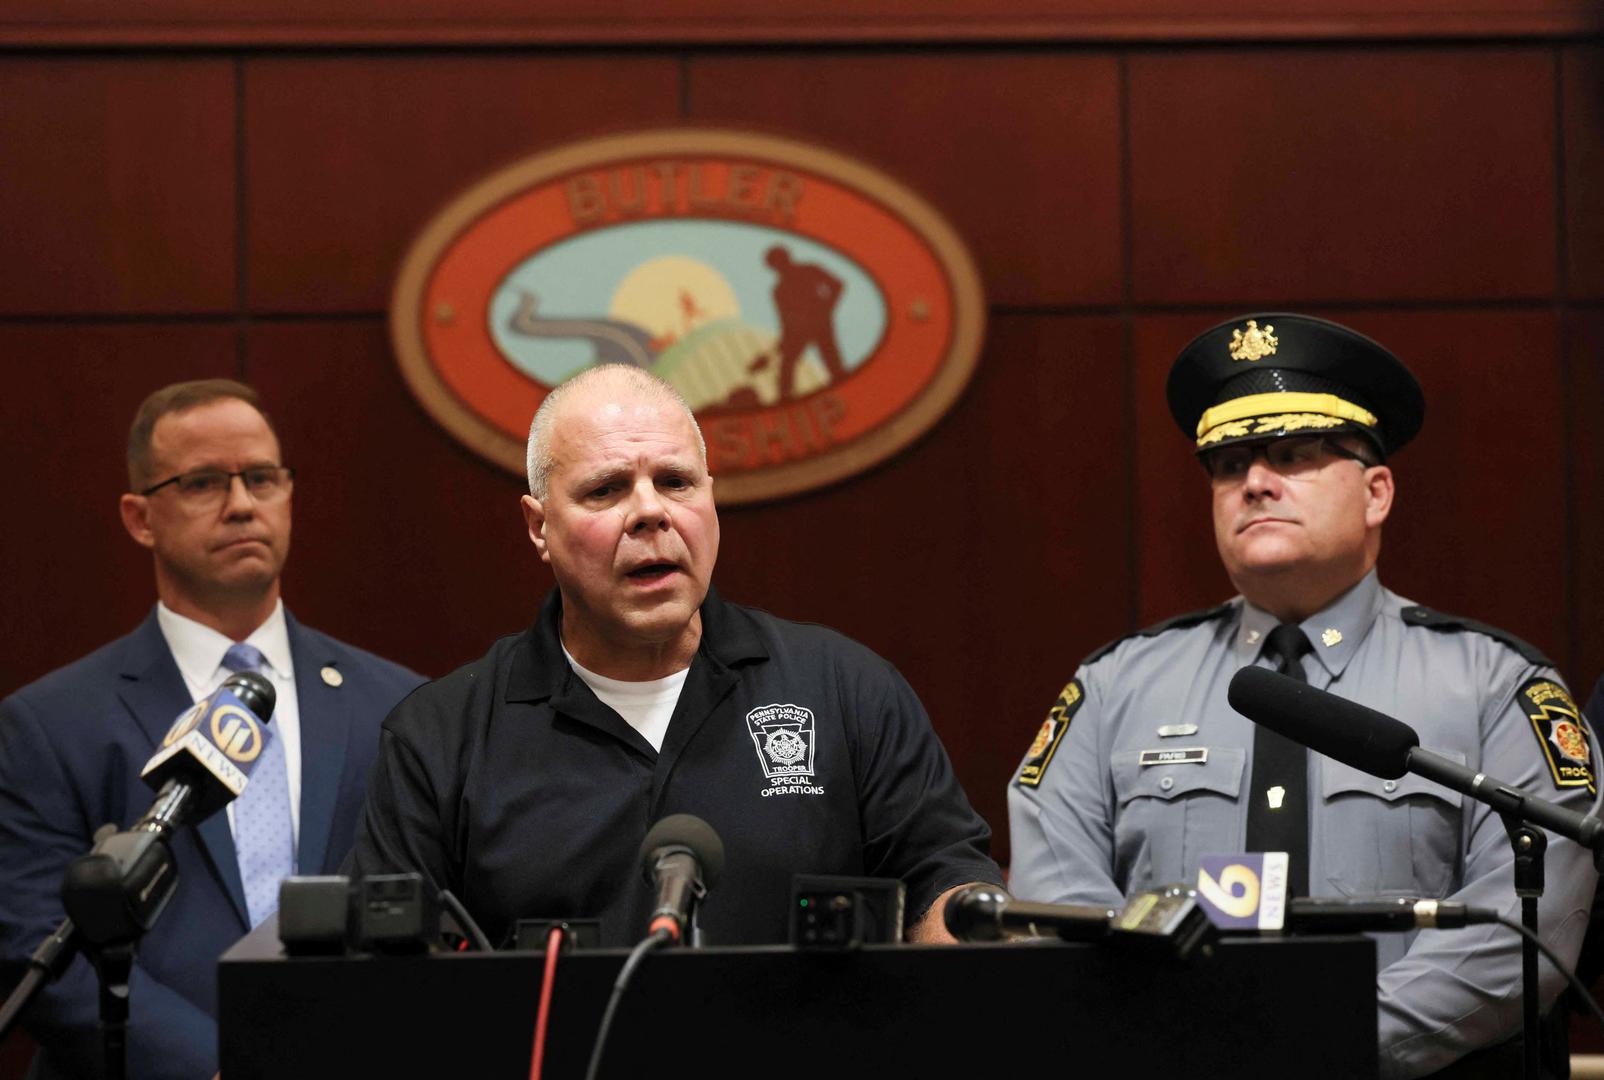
[223,642,294,927]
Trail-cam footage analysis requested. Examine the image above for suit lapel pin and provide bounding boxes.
[321,665,343,688]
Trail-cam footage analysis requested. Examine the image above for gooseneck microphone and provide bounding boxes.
[639,814,725,944]
[943,885,1115,943]
[1227,666,1604,851]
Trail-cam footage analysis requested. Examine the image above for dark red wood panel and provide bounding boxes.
[244,320,549,676]
[688,52,1122,307]
[3,0,1602,45]
[0,323,239,696]
[1134,309,1568,665]
[1564,46,1604,299]
[1129,47,1557,304]
[1132,314,1239,624]
[244,55,681,312]
[0,59,236,315]
[717,315,1132,858]
[1349,310,1565,657]
[1570,308,1604,697]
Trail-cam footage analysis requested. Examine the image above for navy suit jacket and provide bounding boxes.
[0,609,423,1080]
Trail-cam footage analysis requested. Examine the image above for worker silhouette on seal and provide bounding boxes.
[749,245,848,401]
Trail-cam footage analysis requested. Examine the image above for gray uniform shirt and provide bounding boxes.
[1007,570,1599,1079]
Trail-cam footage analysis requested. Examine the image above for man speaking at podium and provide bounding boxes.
[353,364,999,946]
[1007,315,1599,1077]
[0,380,421,1080]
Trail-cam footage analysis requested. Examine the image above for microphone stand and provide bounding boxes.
[0,820,183,1080]
[1498,812,1546,1080]
[1402,747,1585,1080]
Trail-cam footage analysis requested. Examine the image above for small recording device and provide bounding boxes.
[278,873,440,956]
[790,875,905,948]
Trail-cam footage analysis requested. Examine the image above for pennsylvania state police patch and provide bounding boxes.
[1518,677,1595,795]
[1015,678,1084,789]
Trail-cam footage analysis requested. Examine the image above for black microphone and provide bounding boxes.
[1228,667,1604,851]
[639,814,724,944]
[943,885,1114,943]
[62,672,278,944]
[1286,897,1499,933]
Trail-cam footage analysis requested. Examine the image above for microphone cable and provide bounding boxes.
[1492,916,1604,1032]
[527,925,565,1080]
[439,889,492,953]
[583,927,673,1080]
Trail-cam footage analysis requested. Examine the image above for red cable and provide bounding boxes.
[529,926,564,1080]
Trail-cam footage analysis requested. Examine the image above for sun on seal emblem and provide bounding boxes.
[1229,320,1278,362]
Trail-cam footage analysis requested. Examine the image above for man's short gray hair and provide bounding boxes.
[525,364,707,500]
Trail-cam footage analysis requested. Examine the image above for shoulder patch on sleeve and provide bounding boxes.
[1400,606,1553,667]
[1015,678,1084,789]
[1517,677,1595,795]
[1082,603,1235,666]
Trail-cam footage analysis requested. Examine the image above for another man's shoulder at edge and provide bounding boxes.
[376,628,519,740]
[289,617,426,692]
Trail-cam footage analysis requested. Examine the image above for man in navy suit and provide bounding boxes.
[0,379,422,1079]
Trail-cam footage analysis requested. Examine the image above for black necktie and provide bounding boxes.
[1245,623,1312,897]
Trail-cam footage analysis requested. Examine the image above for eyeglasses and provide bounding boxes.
[140,466,295,507]
[1202,437,1373,483]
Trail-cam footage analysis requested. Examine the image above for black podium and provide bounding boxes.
[220,923,1377,1078]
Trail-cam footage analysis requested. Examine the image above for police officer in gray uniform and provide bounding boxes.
[1007,314,1599,1078]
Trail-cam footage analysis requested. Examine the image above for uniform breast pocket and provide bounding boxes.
[1320,756,1464,898]
[1110,748,1245,892]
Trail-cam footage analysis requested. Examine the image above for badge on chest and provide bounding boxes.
[748,703,825,798]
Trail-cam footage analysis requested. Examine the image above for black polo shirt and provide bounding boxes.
[352,587,999,946]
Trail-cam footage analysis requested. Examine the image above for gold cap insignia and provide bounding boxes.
[1321,628,1343,647]
[1229,320,1278,362]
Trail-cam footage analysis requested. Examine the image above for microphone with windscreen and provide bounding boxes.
[1227,665,1417,777]
[639,814,724,944]
[1227,666,1604,851]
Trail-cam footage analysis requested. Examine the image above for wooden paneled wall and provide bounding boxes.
[1,19,1601,886]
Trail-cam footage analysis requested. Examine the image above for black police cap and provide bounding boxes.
[1166,313,1424,459]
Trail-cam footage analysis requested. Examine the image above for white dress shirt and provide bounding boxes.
[156,600,301,843]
